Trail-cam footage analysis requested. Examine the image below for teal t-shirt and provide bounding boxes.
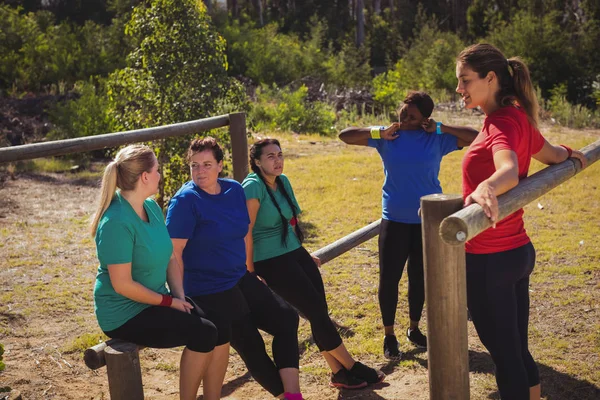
[242,173,302,262]
[93,192,172,332]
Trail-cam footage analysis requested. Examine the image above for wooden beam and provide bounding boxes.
[84,339,144,370]
[0,115,231,163]
[229,112,248,183]
[440,139,600,245]
[421,194,469,400]
[312,219,381,264]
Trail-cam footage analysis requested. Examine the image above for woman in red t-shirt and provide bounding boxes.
[456,43,586,400]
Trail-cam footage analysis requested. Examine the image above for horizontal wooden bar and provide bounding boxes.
[440,139,600,245]
[0,115,231,163]
[312,219,381,264]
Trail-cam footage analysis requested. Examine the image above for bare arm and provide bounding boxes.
[244,198,260,273]
[339,123,400,146]
[464,149,519,227]
[532,140,587,168]
[423,118,479,147]
[166,251,185,300]
[108,262,192,313]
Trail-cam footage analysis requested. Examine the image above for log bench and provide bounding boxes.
[84,339,144,400]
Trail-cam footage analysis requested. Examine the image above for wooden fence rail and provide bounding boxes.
[440,139,600,245]
[0,112,249,182]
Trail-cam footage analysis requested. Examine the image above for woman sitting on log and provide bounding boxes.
[243,138,385,390]
[91,144,217,400]
[166,137,304,400]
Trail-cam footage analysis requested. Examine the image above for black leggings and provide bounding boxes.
[230,272,300,397]
[466,242,539,400]
[378,219,425,327]
[104,305,217,353]
[254,246,343,352]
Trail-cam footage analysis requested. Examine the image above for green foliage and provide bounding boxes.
[0,5,130,92]
[321,41,372,89]
[372,18,464,110]
[250,85,335,135]
[547,83,600,129]
[48,79,113,143]
[107,0,246,204]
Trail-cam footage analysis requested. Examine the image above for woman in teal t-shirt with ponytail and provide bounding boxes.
[243,138,384,390]
[91,144,217,400]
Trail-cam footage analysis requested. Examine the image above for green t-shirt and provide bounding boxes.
[242,173,302,262]
[93,192,172,332]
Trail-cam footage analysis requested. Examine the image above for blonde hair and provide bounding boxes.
[90,144,156,236]
[457,43,539,129]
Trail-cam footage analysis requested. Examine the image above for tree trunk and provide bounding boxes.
[356,0,365,47]
[452,0,467,33]
[374,0,381,14]
[203,0,212,13]
[251,0,264,26]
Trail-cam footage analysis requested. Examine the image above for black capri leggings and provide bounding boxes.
[230,272,300,397]
[104,305,217,353]
[378,219,425,327]
[254,246,343,352]
[466,242,539,400]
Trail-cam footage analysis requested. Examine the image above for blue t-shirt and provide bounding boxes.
[368,129,460,224]
[166,179,249,296]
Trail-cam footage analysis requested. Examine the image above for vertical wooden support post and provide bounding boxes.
[421,194,469,400]
[229,112,248,183]
[104,340,144,400]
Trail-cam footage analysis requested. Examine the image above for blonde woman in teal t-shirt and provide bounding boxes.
[243,138,384,390]
[91,144,218,400]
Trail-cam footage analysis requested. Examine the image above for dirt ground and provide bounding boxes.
[1,149,599,399]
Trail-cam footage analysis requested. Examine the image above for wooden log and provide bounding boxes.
[0,115,231,163]
[84,339,143,370]
[229,112,248,183]
[104,340,144,400]
[440,139,600,245]
[312,219,381,264]
[421,194,469,400]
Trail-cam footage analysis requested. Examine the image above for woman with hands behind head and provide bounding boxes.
[339,92,478,359]
[91,144,217,400]
[456,43,586,400]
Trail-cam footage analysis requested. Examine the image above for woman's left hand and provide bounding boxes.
[312,255,321,268]
[464,181,498,228]
[570,149,587,168]
[422,118,437,133]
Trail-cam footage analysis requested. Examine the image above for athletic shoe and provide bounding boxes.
[349,361,385,385]
[407,327,427,348]
[329,368,368,389]
[383,334,402,360]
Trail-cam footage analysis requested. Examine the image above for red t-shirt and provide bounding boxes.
[462,106,545,254]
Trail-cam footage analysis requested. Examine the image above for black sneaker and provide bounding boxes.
[407,327,427,348]
[349,361,385,385]
[329,368,367,389]
[383,334,402,360]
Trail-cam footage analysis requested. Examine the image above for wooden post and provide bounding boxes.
[421,194,469,400]
[229,112,248,183]
[104,340,144,400]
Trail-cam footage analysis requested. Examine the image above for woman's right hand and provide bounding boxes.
[381,122,400,141]
[171,297,193,314]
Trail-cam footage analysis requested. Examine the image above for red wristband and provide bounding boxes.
[159,294,173,307]
[560,144,573,158]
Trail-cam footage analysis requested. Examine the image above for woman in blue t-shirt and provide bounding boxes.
[166,137,303,400]
[91,144,217,400]
[339,91,478,359]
